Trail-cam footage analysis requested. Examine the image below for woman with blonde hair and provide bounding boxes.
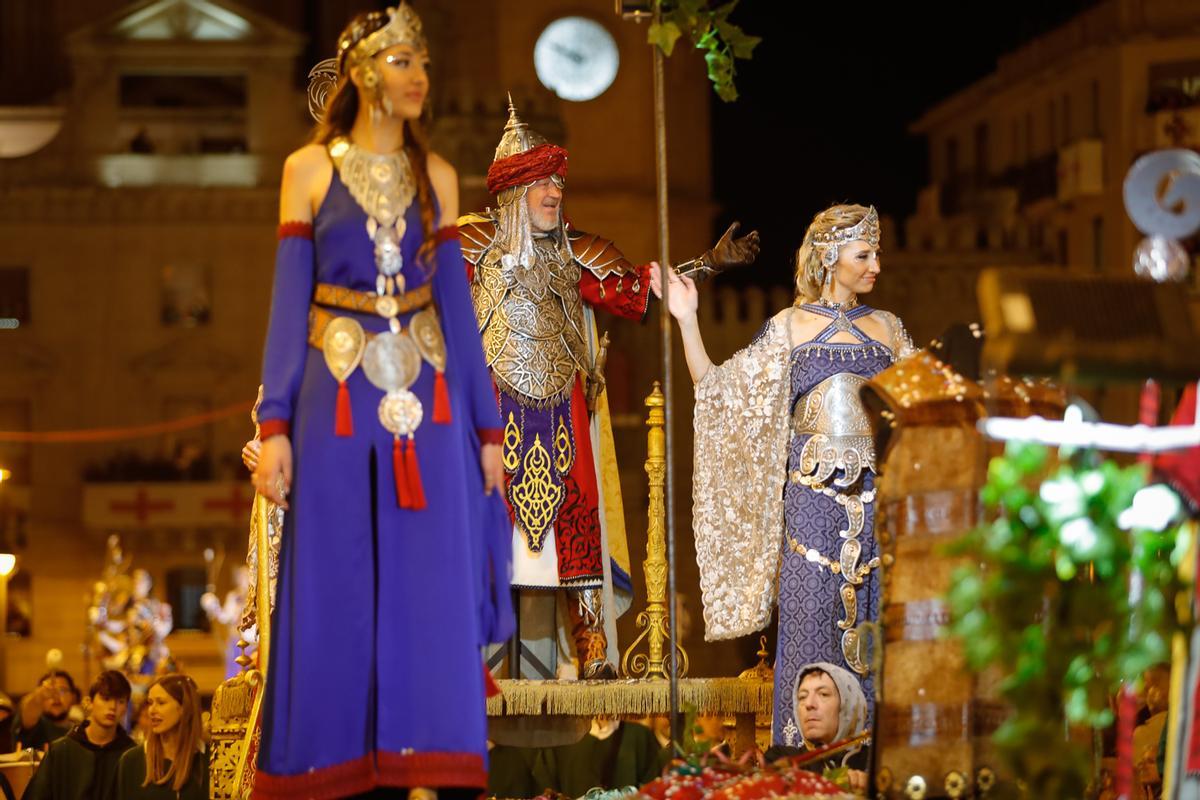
[652,203,914,747]
[116,674,206,799]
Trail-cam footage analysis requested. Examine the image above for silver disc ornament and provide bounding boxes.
[362,330,421,393]
[378,389,424,437]
[362,331,424,438]
[1124,149,1200,240]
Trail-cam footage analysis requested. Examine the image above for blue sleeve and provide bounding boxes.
[432,232,513,646]
[258,234,316,429]
[432,235,502,436]
[479,493,515,645]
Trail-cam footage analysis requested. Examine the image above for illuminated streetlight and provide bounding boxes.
[0,552,13,692]
[0,469,10,483]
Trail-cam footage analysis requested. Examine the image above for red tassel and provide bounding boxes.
[335,380,354,437]
[393,436,413,509]
[404,437,427,510]
[483,665,502,698]
[433,370,452,424]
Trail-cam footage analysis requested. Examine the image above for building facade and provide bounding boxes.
[901,0,1200,286]
[874,0,1200,426]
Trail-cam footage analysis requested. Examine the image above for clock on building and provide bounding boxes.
[534,16,619,102]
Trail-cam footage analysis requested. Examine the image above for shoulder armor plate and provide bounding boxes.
[567,227,636,280]
[458,213,498,266]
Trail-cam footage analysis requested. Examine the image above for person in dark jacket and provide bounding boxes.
[14,671,77,751]
[116,675,206,800]
[22,670,134,800]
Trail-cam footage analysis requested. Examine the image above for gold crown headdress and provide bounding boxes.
[812,206,880,268]
[338,4,426,73]
[307,4,426,123]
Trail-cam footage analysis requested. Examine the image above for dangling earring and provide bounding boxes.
[820,244,837,293]
[361,63,384,123]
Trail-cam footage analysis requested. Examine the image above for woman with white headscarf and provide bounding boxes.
[766,661,870,792]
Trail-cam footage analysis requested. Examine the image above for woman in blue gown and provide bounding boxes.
[652,204,914,748]
[250,6,512,797]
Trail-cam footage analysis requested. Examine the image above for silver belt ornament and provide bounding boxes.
[322,307,446,441]
[789,370,880,675]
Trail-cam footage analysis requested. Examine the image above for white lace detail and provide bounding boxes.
[692,310,794,640]
[875,309,915,359]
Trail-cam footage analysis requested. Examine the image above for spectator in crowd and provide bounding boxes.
[0,692,17,753]
[116,675,206,800]
[15,671,77,749]
[129,701,153,746]
[22,670,134,800]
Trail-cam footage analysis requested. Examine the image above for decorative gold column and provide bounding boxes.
[210,489,274,800]
[252,492,272,678]
[621,382,688,679]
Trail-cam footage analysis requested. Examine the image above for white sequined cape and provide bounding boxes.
[692,310,795,640]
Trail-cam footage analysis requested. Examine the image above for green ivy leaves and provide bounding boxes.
[945,441,1188,796]
[647,0,761,101]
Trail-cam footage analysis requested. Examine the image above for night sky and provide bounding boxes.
[709,0,1101,286]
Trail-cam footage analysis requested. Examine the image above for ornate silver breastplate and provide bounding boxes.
[792,372,876,487]
[788,370,881,677]
[472,237,591,404]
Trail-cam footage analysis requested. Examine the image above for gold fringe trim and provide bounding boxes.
[486,678,773,717]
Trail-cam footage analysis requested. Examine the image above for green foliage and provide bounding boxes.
[821,765,850,791]
[945,441,1188,797]
[653,703,716,769]
[647,0,760,101]
[676,703,714,761]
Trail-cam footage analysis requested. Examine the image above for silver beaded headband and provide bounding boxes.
[812,206,880,268]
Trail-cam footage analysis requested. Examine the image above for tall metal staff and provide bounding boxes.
[615,0,759,749]
[651,0,683,747]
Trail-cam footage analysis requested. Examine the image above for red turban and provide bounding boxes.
[486,143,568,195]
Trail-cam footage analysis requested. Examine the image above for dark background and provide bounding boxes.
[709,0,1102,285]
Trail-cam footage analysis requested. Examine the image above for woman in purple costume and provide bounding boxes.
[250,6,512,798]
[652,204,914,748]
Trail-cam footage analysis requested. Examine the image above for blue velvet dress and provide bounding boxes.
[254,165,513,798]
[771,304,894,747]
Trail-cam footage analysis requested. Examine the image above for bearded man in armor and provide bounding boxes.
[460,101,757,679]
